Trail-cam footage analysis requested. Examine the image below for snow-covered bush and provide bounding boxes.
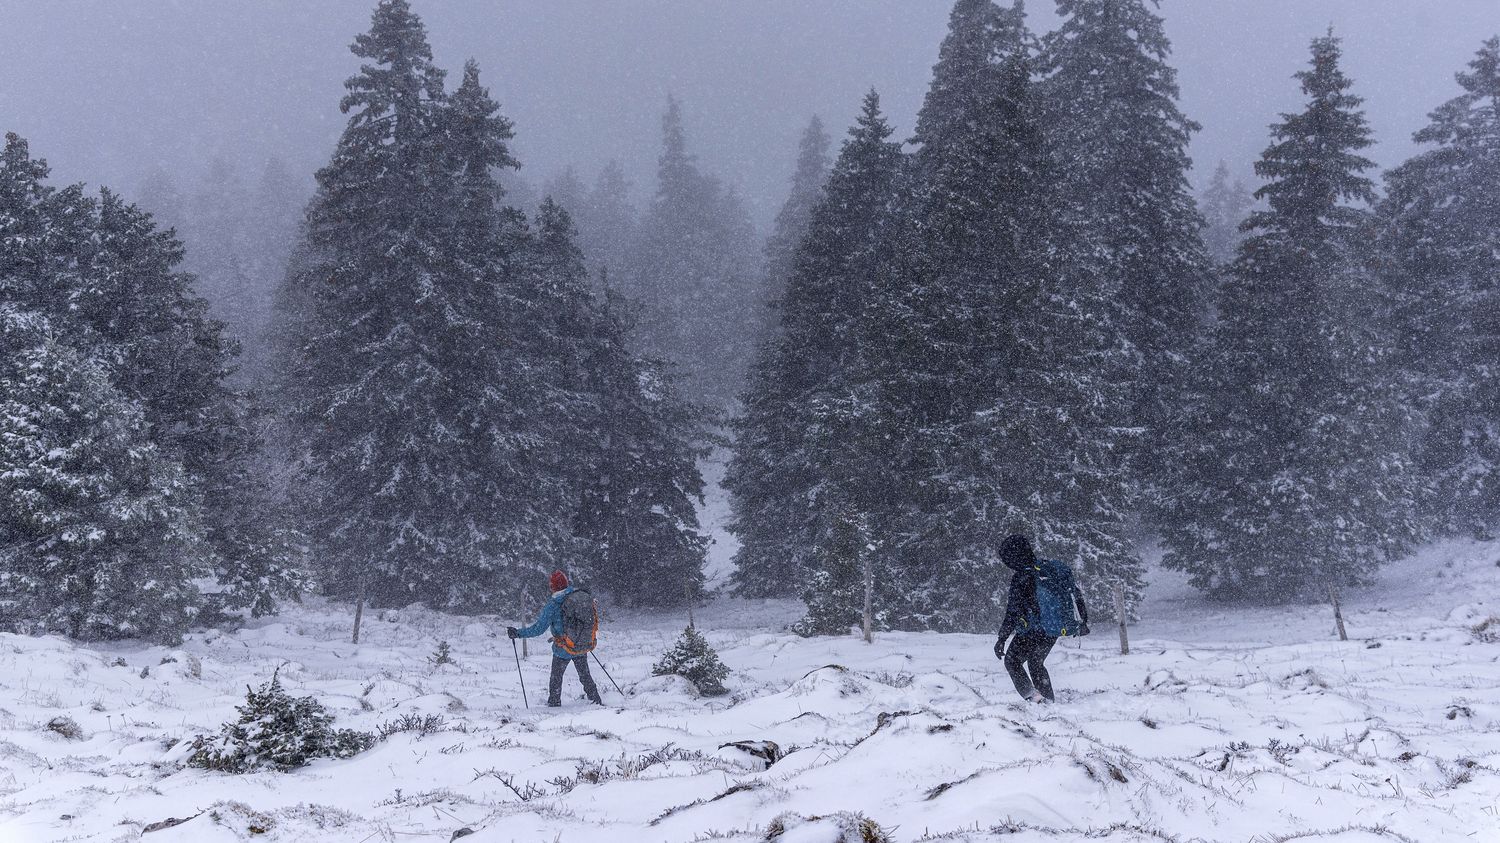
[652,626,729,696]
[187,671,373,772]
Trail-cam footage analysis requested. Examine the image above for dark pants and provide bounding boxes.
[548,654,601,705]
[1003,634,1056,701]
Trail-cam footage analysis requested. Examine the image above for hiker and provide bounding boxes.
[508,570,603,707]
[994,534,1089,703]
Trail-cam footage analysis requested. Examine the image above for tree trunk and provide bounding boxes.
[862,552,874,644]
[351,578,366,645]
[1113,584,1130,656]
[1329,583,1348,641]
[686,581,695,629]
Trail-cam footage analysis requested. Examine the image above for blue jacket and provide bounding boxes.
[515,587,579,659]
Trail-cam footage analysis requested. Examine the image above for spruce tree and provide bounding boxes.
[1162,35,1416,601]
[628,96,759,403]
[526,199,710,607]
[543,167,588,219]
[760,116,832,340]
[188,158,257,342]
[2,133,304,620]
[0,307,205,642]
[578,160,638,278]
[276,4,563,611]
[1379,37,1500,538]
[793,507,886,637]
[726,91,903,599]
[581,286,711,607]
[1201,160,1253,267]
[1040,0,1215,507]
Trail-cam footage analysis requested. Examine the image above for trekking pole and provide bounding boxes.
[511,637,529,708]
[591,652,625,697]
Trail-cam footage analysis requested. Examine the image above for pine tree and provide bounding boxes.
[544,167,588,219]
[2,133,305,621]
[760,116,832,340]
[726,91,903,599]
[136,168,188,239]
[628,96,759,404]
[189,158,257,339]
[275,5,564,611]
[1201,160,1253,266]
[1040,0,1215,507]
[1379,37,1500,538]
[652,626,729,696]
[0,307,205,642]
[853,0,1143,624]
[583,289,711,608]
[526,199,711,607]
[578,160,637,278]
[1162,34,1416,601]
[792,507,886,637]
[88,190,304,617]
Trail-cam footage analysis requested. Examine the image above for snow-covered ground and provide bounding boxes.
[1,540,1497,843]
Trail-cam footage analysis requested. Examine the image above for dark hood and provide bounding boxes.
[999,534,1036,573]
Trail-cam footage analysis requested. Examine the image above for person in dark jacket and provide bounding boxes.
[508,570,602,707]
[994,534,1086,703]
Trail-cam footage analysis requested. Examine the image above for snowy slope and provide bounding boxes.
[0,541,1496,843]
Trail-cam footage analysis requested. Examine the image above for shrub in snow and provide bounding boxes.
[428,640,455,668]
[187,671,373,772]
[44,716,83,740]
[376,713,446,740]
[764,811,892,842]
[652,626,729,696]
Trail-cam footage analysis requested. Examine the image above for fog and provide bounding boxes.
[2,0,1497,228]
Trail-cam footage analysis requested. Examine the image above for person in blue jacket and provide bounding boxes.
[508,570,602,707]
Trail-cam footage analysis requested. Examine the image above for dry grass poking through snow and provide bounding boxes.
[0,540,1496,842]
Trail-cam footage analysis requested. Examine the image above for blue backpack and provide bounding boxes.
[1034,559,1085,637]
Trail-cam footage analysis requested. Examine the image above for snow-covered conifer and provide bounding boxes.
[275,5,563,611]
[627,96,759,404]
[1379,37,1500,538]
[0,307,205,642]
[1040,0,1215,505]
[521,199,710,607]
[1162,35,1417,600]
[652,626,729,696]
[758,116,832,341]
[726,91,902,599]
[1201,160,1253,267]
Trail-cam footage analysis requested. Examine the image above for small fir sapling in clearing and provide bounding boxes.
[187,670,373,772]
[652,626,729,697]
[428,640,455,668]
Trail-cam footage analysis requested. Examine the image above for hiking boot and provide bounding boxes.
[1028,690,1046,704]
[589,697,603,706]
[545,700,561,708]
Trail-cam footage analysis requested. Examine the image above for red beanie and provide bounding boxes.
[549,570,568,592]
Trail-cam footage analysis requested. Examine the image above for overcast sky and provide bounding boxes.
[2,1,1497,230]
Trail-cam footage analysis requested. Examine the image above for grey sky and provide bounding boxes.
[2,1,1496,230]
